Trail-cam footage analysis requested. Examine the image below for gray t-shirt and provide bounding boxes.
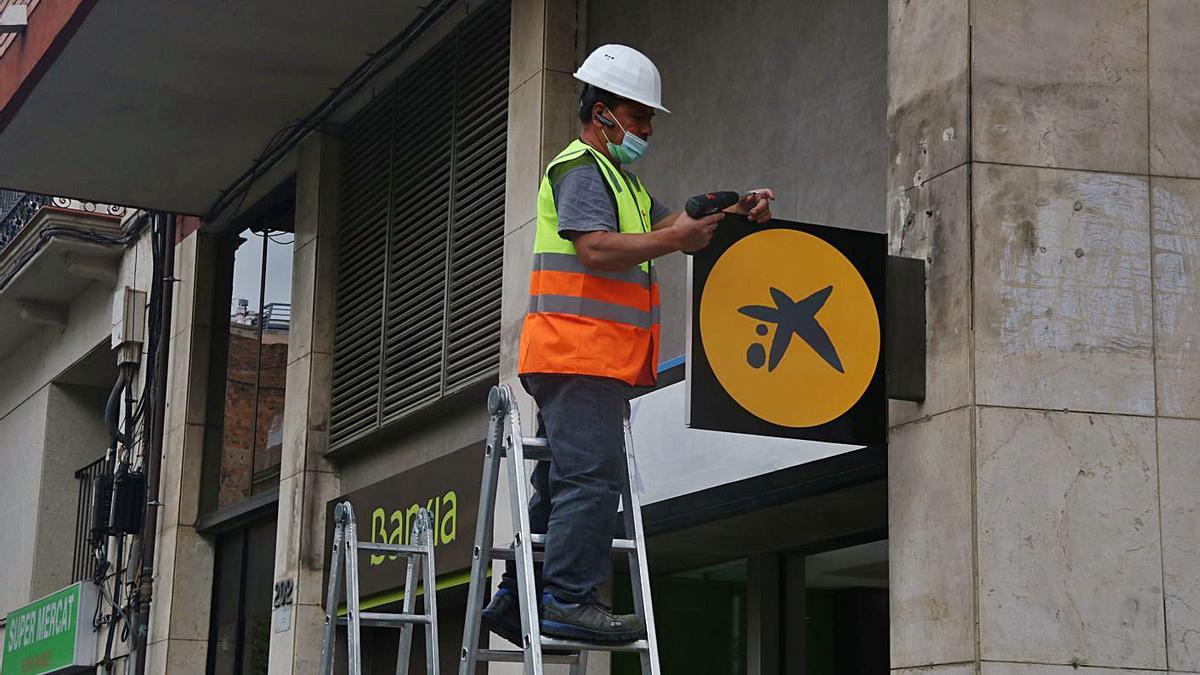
[551,163,672,240]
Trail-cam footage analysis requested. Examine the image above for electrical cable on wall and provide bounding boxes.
[205,0,461,222]
[81,210,172,672]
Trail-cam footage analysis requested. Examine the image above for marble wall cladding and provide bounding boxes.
[893,667,975,675]
[1158,417,1200,672]
[499,219,535,379]
[972,0,1149,174]
[888,165,972,426]
[973,164,1154,415]
[887,0,970,194]
[981,663,1163,675]
[889,408,977,668]
[1152,177,1200,419]
[976,407,1165,669]
[504,72,545,236]
[1150,0,1200,178]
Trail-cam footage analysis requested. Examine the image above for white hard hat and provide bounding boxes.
[574,44,669,113]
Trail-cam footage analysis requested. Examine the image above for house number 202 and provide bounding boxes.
[273,578,294,609]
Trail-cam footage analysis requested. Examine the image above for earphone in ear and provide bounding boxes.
[594,111,616,128]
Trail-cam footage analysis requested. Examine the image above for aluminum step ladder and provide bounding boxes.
[320,501,440,675]
[458,384,661,675]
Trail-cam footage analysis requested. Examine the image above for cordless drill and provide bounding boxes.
[684,191,758,218]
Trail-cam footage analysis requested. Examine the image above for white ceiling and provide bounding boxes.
[0,0,429,215]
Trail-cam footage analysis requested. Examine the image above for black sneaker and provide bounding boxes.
[480,588,523,647]
[539,592,646,643]
[481,589,571,653]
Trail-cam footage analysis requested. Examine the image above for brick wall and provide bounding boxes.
[218,324,288,508]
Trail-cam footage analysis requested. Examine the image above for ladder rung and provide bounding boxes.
[489,536,634,561]
[475,649,580,665]
[542,637,651,653]
[338,612,430,628]
[488,548,545,562]
[521,447,552,461]
[355,541,426,555]
[497,437,552,461]
[528,534,637,553]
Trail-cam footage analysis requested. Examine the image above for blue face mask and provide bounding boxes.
[600,109,648,165]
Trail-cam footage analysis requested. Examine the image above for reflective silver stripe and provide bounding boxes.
[528,294,659,328]
[532,252,650,286]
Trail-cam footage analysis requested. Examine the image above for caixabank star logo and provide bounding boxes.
[687,216,886,446]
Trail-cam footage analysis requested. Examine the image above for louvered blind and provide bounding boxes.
[330,0,510,449]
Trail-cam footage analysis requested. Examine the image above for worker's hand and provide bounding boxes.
[725,188,776,223]
[674,211,724,253]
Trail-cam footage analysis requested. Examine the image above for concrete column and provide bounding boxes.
[888,1,1200,673]
[746,555,781,674]
[495,0,588,672]
[146,228,219,673]
[783,554,807,675]
[266,132,342,674]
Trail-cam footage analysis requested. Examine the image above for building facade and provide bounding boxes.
[0,0,1197,674]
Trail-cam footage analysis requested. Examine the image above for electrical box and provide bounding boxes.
[110,467,147,535]
[112,286,147,364]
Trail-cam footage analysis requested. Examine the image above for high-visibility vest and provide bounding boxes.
[517,139,660,386]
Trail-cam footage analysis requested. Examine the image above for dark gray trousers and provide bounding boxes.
[498,373,630,604]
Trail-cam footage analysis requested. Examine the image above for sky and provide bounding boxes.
[230,229,294,313]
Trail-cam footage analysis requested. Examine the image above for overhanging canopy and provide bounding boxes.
[0,0,434,216]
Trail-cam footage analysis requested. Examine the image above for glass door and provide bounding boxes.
[207,516,278,674]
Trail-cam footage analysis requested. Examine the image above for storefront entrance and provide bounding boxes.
[207,516,278,674]
[614,539,888,674]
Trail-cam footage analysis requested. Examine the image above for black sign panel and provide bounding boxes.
[323,442,483,600]
[687,215,886,446]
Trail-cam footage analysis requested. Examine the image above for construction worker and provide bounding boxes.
[482,44,774,644]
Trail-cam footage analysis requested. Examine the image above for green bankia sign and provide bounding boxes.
[3,582,98,675]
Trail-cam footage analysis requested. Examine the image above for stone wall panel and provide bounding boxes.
[1150,0,1200,178]
[973,164,1153,414]
[1159,418,1200,671]
[973,0,1149,174]
[889,408,977,668]
[887,0,970,194]
[1152,177,1200,418]
[889,165,972,426]
[976,408,1165,668]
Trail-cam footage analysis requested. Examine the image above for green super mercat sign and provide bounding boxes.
[3,582,98,675]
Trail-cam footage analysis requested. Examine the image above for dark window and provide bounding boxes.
[329,0,510,449]
[207,516,278,675]
[203,188,295,513]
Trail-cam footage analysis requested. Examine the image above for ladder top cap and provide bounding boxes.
[488,385,511,415]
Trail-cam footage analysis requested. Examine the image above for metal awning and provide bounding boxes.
[0,0,441,216]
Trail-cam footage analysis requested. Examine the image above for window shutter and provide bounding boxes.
[381,40,456,421]
[330,0,510,448]
[444,2,509,392]
[330,90,392,448]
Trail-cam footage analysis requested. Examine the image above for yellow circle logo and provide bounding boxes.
[699,229,881,428]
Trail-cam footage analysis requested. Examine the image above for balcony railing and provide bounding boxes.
[0,190,52,254]
[0,188,129,257]
[262,302,291,331]
[72,456,107,583]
